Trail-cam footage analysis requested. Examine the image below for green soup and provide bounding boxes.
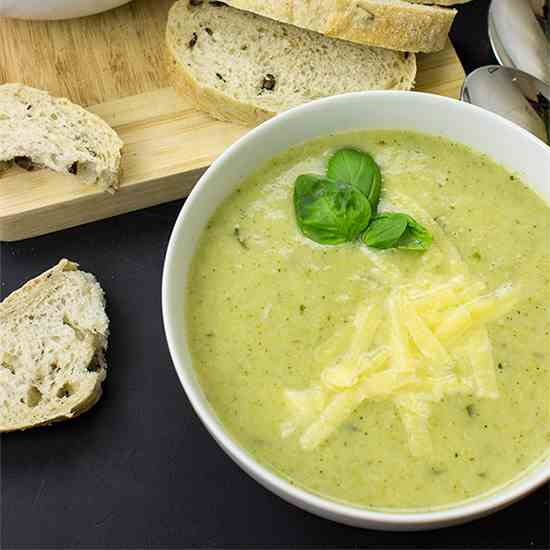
[186,131,550,510]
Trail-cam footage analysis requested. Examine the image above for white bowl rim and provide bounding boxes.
[162,91,550,528]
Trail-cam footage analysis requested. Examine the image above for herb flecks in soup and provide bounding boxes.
[187,131,550,510]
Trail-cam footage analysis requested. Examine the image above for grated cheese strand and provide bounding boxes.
[320,304,383,389]
[394,394,433,458]
[388,291,415,374]
[465,328,499,399]
[409,275,468,311]
[300,370,418,450]
[435,284,521,344]
[322,346,390,390]
[401,298,451,367]
[280,385,327,438]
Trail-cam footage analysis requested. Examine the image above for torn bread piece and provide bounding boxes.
[0,84,123,190]
[0,260,109,431]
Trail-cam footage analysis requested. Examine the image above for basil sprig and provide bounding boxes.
[327,148,382,213]
[294,175,372,245]
[363,213,433,250]
[293,147,432,251]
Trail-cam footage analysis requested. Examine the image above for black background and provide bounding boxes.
[2,0,549,548]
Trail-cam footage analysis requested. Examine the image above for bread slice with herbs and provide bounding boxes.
[0,260,109,432]
[221,0,457,53]
[0,84,123,190]
[166,0,416,126]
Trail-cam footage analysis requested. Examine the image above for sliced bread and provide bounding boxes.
[166,0,416,126]
[222,0,457,53]
[0,84,123,190]
[0,260,109,432]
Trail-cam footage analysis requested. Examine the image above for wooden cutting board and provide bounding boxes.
[0,0,465,241]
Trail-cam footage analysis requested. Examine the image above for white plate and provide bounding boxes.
[163,91,550,530]
[0,0,131,20]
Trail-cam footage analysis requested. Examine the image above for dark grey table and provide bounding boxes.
[2,1,549,548]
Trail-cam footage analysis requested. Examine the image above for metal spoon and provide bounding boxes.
[488,0,549,85]
[461,65,550,145]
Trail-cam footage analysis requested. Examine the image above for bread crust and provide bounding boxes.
[0,370,105,433]
[224,0,457,53]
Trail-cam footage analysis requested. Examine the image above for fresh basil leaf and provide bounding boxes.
[363,213,432,250]
[294,174,372,245]
[362,213,409,249]
[327,148,382,213]
[398,215,433,250]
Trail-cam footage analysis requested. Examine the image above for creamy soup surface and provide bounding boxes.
[186,131,550,510]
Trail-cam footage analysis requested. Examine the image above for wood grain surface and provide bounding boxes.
[0,0,174,106]
[0,0,465,241]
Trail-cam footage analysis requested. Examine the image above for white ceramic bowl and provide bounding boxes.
[0,0,131,20]
[162,92,550,530]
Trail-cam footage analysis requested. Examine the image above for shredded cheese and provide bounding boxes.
[301,370,417,450]
[280,386,327,438]
[436,284,520,344]
[464,328,499,399]
[409,275,466,312]
[282,193,522,455]
[388,291,415,374]
[401,298,451,367]
[320,304,383,389]
[322,346,390,390]
[394,394,433,457]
